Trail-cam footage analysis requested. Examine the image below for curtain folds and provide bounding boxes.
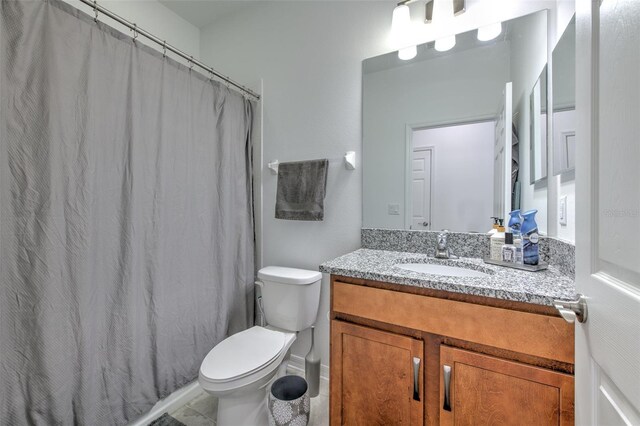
[0,1,255,424]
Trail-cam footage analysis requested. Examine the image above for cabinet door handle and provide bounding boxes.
[412,357,421,401]
[443,365,452,411]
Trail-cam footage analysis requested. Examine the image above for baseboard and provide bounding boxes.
[287,355,330,397]
[128,380,203,426]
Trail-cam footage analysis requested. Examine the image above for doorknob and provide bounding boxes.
[554,294,588,323]
[422,222,429,227]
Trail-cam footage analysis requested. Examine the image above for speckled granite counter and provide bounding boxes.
[320,249,577,307]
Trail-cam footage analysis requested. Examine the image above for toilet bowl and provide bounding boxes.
[198,266,322,426]
[199,326,296,425]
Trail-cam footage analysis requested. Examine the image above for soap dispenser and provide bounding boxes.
[490,219,506,261]
[487,217,500,236]
[521,209,540,265]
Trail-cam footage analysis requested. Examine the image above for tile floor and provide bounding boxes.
[168,370,329,426]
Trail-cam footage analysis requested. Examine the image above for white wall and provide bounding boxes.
[363,42,510,229]
[61,0,200,63]
[199,0,567,373]
[413,122,495,232]
[554,109,576,242]
[509,10,549,235]
[507,2,576,240]
[551,1,576,243]
[200,1,394,373]
[510,11,549,110]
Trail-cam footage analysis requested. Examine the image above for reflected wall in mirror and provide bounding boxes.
[530,65,548,183]
[552,17,576,176]
[362,10,548,233]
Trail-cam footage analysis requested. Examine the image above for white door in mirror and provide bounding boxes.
[411,148,432,230]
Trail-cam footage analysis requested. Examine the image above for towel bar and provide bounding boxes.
[268,152,356,174]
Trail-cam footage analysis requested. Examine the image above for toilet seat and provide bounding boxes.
[200,326,291,384]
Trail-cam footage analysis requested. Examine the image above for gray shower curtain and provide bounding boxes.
[0,1,255,424]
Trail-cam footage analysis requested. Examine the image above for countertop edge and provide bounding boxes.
[319,249,577,308]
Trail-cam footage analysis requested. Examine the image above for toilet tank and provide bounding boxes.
[257,266,322,332]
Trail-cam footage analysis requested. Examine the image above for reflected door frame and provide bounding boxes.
[404,114,499,231]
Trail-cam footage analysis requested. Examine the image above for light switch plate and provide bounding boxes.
[388,203,400,215]
[559,196,567,226]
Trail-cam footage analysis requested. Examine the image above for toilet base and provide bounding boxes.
[217,387,269,426]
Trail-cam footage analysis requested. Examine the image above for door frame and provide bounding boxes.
[409,146,434,231]
[404,115,497,230]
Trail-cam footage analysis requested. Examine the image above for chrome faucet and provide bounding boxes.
[435,230,453,259]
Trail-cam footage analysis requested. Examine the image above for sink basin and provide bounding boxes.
[396,263,490,278]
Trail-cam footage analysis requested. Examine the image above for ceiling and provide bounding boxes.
[158,0,255,29]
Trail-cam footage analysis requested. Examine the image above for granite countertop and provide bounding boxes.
[319,249,577,307]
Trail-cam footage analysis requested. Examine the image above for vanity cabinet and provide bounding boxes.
[331,321,424,425]
[439,346,574,426]
[330,277,575,426]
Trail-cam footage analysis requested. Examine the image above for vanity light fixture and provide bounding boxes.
[425,0,434,23]
[398,45,417,60]
[477,22,502,41]
[425,0,465,23]
[391,2,417,60]
[433,0,457,52]
[392,2,411,36]
[435,35,456,51]
[394,0,465,58]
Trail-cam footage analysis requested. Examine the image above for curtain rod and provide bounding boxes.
[78,0,260,101]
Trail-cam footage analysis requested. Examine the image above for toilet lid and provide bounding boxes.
[200,326,286,382]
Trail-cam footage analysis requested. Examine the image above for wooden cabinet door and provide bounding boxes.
[439,346,574,426]
[331,320,424,426]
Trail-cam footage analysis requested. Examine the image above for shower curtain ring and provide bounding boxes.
[93,0,99,23]
[162,41,167,58]
[132,23,139,42]
[189,56,194,70]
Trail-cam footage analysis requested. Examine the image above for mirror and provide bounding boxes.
[530,65,548,183]
[362,10,548,232]
[552,17,576,175]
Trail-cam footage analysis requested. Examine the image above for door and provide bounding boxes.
[494,82,512,222]
[330,320,423,425]
[574,0,640,424]
[439,346,574,426]
[411,147,432,230]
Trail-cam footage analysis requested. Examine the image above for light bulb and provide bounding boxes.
[398,45,417,60]
[477,22,502,41]
[391,4,411,45]
[435,35,456,52]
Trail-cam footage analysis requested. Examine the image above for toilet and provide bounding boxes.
[199,266,322,426]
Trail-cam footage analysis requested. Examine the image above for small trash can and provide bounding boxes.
[268,375,310,426]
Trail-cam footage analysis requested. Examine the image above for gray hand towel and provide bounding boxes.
[275,159,329,221]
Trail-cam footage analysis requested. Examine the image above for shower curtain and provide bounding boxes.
[0,1,255,424]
